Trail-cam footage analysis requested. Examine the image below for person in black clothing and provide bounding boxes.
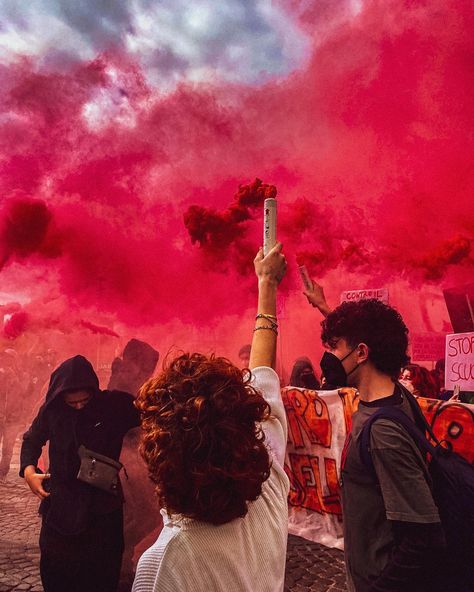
[289,357,320,390]
[20,355,141,592]
[320,299,446,592]
[108,338,159,395]
[107,339,161,590]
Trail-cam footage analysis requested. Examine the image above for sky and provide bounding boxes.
[0,0,473,374]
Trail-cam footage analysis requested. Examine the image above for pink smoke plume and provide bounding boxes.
[3,311,29,340]
[80,320,120,338]
[184,179,276,251]
[0,0,472,352]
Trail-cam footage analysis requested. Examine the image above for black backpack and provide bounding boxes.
[359,391,474,592]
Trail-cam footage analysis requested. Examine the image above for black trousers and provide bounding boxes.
[39,509,124,592]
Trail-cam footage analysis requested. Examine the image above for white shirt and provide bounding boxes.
[132,366,289,592]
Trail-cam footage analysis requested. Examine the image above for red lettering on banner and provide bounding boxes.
[448,335,474,356]
[283,388,332,448]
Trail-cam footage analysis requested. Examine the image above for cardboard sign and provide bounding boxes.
[443,283,474,333]
[445,332,474,391]
[340,288,389,304]
[411,333,446,362]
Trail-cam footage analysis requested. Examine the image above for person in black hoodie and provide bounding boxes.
[20,355,141,592]
[289,357,320,390]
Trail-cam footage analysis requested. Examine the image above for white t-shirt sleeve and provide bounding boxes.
[250,366,287,467]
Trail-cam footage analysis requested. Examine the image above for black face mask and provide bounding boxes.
[320,348,358,389]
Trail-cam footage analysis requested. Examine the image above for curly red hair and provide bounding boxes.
[402,364,439,398]
[135,353,272,525]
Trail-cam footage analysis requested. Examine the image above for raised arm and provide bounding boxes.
[249,242,287,370]
[303,279,332,317]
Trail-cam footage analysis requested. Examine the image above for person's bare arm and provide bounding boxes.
[249,243,287,370]
[303,280,331,317]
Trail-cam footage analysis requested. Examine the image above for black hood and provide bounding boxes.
[45,355,100,406]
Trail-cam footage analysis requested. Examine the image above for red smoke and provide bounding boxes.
[184,178,276,250]
[0,0,472,356]
[415,236,472,281]
[0,197,61,268]
[80,320,120,338]
[3,311,29,339]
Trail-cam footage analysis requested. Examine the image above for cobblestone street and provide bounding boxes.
[0,464,346,592]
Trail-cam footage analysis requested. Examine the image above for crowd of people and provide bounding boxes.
[1,243,471,591]
[0,347,57,480]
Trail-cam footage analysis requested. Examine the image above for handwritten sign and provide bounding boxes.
[411,333,446,362]
[445,332,474,391]
[340,288,389,304]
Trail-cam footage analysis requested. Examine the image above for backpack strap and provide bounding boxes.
[399,383,441,445]
[359,406,438,474]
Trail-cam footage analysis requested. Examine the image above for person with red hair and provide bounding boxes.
[400,364,439,399]
[132,243,288,592]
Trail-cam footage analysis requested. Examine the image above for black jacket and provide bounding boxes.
[20,355,141,535]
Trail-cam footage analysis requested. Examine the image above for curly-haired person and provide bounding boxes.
[132,243,289,592]
[320,299,447,592]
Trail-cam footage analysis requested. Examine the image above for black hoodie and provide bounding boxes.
[20,355,141,535]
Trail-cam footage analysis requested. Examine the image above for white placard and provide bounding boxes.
[340,288,389,304]
[445,332,474,391]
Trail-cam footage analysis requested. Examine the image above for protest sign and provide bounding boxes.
[445,332,474,391]
[411,333,446,362]
[340,288,389,304]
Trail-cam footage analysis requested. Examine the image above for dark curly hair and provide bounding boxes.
[135,353,271,525]
[321,299,409,377]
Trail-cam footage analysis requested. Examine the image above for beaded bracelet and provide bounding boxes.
[253,325,278,335]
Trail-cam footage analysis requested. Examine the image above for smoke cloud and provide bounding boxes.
[0,0,472,360]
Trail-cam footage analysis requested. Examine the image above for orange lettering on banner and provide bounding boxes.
[323,458,341,515]
[285,461,306,507]
[284,388,332,448]
[415,398,474,463]
[431,403,474,463]
[286,453,342,516]
[283,386,474,520]
[416,397,443,427]
[338,388,359,433]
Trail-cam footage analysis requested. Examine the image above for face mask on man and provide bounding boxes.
[320,347,359,389]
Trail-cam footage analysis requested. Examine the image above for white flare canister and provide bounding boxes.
[263,198,277,256]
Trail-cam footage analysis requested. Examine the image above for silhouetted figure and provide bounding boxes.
[238,344,251,369]
[108,339,159,395]
[289,357,320,390]
[0,349,25,480]
[108,339,161,592]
